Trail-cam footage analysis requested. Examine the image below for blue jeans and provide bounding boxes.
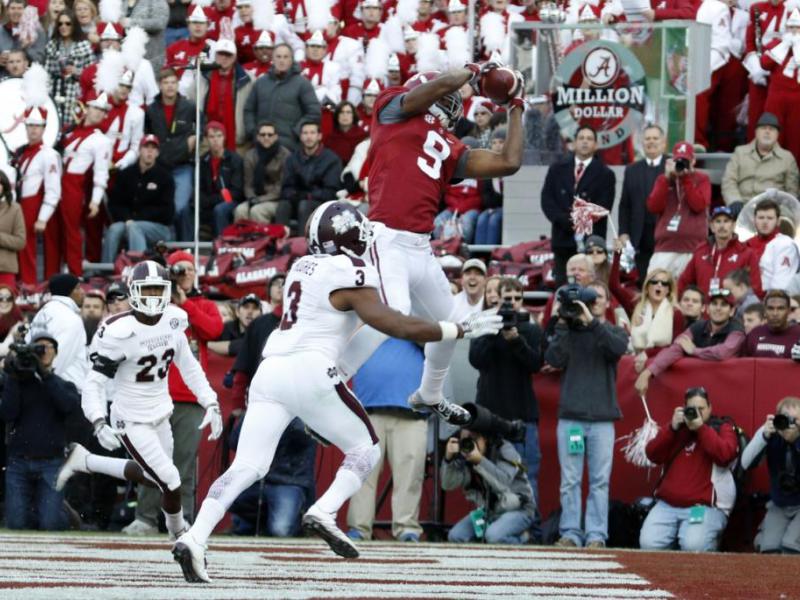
[433,209,479,243]
[639,500,728,552]
[448,509,533,544]
[514,421,541,539]
[164,27,188,47]
[213,201,236,237]
[556,419,615,546]
[102,221,173,263]
[5,457,68,530]
[172,164,194,241]
[230,482,306,537]
[474,209,503,244]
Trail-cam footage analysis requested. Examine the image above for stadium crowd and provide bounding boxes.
[0,0,800,557]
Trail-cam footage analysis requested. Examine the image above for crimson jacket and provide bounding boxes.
[646,420,739,510]
[677,236,763,298]
[168,295,224,403]
[646,171,710,254]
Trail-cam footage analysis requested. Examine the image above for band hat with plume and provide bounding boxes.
[306,29,327,46]
[187,4,209,23]
[363,78,383,95]
[444,25,468,69]
[396,0,419,23]
[87,92,112,111]
[121,26,149,74]
[380,15,405,53]
[99,22,124,41]
[254,30,274,48]
[415,32,442,71]
[307,0,334,31]
[252,0,276,31]
[99,0,122,23]
[365,37,390,81]
[22,64,50,126]
[95,49,126,95]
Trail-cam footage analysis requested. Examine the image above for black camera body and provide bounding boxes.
[556,283,598,324]
[674,158,690,173]
[170,264,187,279]
[497,300,518,330]
[8,342,45,376]
[684,406,699,421]
[459,437,475,454]
[461,402,526,443]
[774,414,796,431]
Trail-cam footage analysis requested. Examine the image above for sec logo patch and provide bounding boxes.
[170,318,180,329]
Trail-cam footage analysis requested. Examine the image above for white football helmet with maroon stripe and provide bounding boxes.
[127,260,172,316]
[307,201,373,259]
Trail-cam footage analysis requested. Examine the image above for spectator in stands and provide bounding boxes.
[325,102,368,165]
[542,253,595,327]
[791,295,800,324]
[542,125,615,286]
[127,250,223,534]
[743,303,767,334]
[467,98,495,148]
[452,259,486,317]
[583,235,610,283]
[275,121,342,236]
[475,128,506,245]
[102,135,175,263]
[544,280,628,548]
[263,272,285,316]
[745,198,800,291]
[679,205,763,297]
[723,268,760,319]
[631,269,684,373]
[522,96,563,166]
[0,170,24,286]
[80,289,105,344]
[647,141,711,279]
[434,136,482,242]
[73,0,98,46]
[208,293,261,358]
[679,285,705,328]
[722,113,799,209]
[238,122,290,225]
[639,387,739,552]
[742,396,800,553]
[0,330,79,531]
[443,425,537,545]
[28,274,86,392]
[42,0,66,40]
[123,0,169,72]
[243,43,322,150]
[145,67,198,242]
[164,0,190,46]
[105,280,130,315]
[44,9,94,129]
[0,48,29,80]
[164,5,212,75]
[199,121,244,237]
[635,290,745,396]
[469,277,543,509]
[618,124,666,284]
[0,0,46,75]
[0,284,25,359]
[346,339,428,542]
[484,275,501,309]
[745,290,800,357]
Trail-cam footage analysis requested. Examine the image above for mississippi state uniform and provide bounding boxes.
[83,305,217,492]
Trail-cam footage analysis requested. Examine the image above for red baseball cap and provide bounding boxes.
[205,121,225,135]
[167,250,194,266]
[141,134,160,148]
[672,141,694,161]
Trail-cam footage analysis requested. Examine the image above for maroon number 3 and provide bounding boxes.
[280,281,302,330]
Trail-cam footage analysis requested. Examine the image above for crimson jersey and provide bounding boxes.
[367,88,468,233]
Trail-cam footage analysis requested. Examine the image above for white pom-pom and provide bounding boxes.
[22,63,49,109]
[96,50,126,94]
[397,0,420,23]
[99,0,123,23]
[307,0,334,32]
[121,26,149,72]
[365,37,390,79]
[444,26,468,69]
[252,0,276,31]
[381,15,405,53]
[619,418,660,468]
[480,12,506,52]
[416,32,441,72]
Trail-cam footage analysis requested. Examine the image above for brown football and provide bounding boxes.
[479,67,519,105]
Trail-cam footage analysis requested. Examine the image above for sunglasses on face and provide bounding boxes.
[0,295,13,302]
[586,248,606,255]
[648,279,670,288]
[58,21,72,26]
[258,132,277,137]
[503,295,523,301]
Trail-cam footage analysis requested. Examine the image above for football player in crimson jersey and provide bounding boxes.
[173,202,502,583]
[55,261,223,542]
[337,65,525,425]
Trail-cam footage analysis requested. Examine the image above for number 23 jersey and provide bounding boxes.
[264,254,380,363]
[367,87,468,234]
[85,305,216,424]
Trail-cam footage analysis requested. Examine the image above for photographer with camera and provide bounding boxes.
[646,141,711,279]
[442,405,536,545]
[741,396,800,553]
[0,331,80,530]
[544,279,629,548]
[639,387,739,552]
[469,278,542,502]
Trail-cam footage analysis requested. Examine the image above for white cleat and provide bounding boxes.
[55,443,89,491]
[172,531,211,583]
[408,390,471,426]
[302,505,359,559]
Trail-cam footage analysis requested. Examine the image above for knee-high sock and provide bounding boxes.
[85,454,128,480]
[315,469,362,515]
[189,464,261,545]
[163,507,185,537]
[419,339,456,402]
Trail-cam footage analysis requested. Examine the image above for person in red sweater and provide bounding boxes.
[124,250,224,536]
[647,141,711,279]
[639,387,739,552]
[324,101,368,165]
[678,205,764,298]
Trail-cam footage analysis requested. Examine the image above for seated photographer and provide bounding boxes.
[208,294,262,358]
[742,397,800,553]
[0,331,80,530]
[745,290,800,358]
[470,278,542,503]
[544,280,629,548]
[640,387,739,552]
[635,290,745,397]
[442,411,536,545]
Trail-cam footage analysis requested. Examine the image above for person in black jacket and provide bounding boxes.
[200,122,244,237]
[0,331,80,530]
[468,277,543,505]
[275,121,342,236]
[618,125,666,285]
[102,135,176,263]
[541,126,615,286]
[144,67,201,241]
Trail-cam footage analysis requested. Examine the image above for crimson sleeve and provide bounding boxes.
[183,298,224,341]
[677,254,697,296]
[691,331,745,360]
[609,251,635,315]
[682,173,711,213]
[646,426,686,464]
[654,0,699,20]
[646,175,669,215]
[231,370,250,412]
[747,249,764,298]
[696,422,740,466]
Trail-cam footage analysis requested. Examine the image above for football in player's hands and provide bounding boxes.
[478,66,521,106]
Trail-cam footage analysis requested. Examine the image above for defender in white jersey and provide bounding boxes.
[173,202,502,583]
[56,261,223,540]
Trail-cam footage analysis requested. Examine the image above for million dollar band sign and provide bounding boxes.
[552,41,647,149]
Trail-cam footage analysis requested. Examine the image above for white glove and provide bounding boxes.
[743,53,769,85]
[199,403,223,441]
[791,342,800,362]
[459,309,504,339]
[94,421,121,451]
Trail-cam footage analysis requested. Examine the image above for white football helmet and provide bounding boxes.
[127,260,172,316]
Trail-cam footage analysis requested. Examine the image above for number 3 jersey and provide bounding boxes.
[366,87,468,234]
[263,254,380,363]
[83,305,217,425]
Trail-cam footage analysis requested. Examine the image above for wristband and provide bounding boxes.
[439,321,459,341]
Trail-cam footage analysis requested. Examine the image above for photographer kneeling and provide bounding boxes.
[639,387,739,552]
[442,405,535,544]
[0,331,80,530]
[742,396,800,553]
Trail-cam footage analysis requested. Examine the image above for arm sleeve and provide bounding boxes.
[44,376,80,416]
[473,456,518,494]
[543,323,571,368]
[440,458,471,490]
[468,334,499,369]
[691,331,745,360]
[748,249,764,298]
[83,334,125,423]
[592,321,629,360]
[618,169,632,236]
[107,171,132,222]
[682,173,711,213]
[0,205,26,251]
[741,425,768,470]
[90,138,111,206]
[771,239,800,290]
[646,175,669,215]
[0,376,22,422]
[647,336,689,377]
[309,154,343,202]
[377,93,408,124]
[609,250,636,315]
[541,168,572,230]
[229,155,245,204]
[243,151,257,201]
[646,426,686,464]
[696,422,740,466]
[173,332,218,408]
[116,110,144,170]
[37,151,62,223]
[654,0,698,20]
[720,153,742,205]
[183,298,224,341]
[297,79,322,134]
[786,156,800,199]
[243,84,257,141]
[677,254,697,296]
[507,328,542,372]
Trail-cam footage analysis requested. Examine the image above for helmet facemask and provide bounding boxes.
[129,281,172,316]
[429,92,463,131]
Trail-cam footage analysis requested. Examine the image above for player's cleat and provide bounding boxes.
[55,443,89,491]
[172,532,211,583]
[122,519,159,535]
[302,505,359,559]
[169,520,192,542]
[408,391,471,425]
